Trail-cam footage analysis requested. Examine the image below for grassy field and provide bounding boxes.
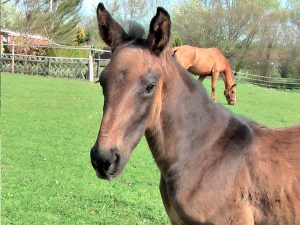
[1,73,300,225]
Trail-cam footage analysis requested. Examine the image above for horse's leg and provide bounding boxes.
[211,72,219,102]
[159,177,179,225]
[198,75,206,82]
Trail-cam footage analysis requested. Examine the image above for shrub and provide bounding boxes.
[47,47,89,58]
[73,27,86,46]
[171,33,183,47]
[3,45,47,56]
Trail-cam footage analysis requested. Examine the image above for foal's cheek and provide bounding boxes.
[120,93,152,147]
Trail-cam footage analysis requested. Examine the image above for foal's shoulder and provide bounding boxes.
[216,116,255,153]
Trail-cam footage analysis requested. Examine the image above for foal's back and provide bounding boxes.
[249,124,300,224]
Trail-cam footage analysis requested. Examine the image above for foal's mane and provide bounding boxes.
[167,54,258,145]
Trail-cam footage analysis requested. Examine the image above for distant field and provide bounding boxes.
[1,73,300,225]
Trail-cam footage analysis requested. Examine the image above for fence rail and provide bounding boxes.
[0,43,111,80]
[1,54,91,78]
[235,71,300,89]
[1,43,300,89]
[0,43,111,81]
[1,43,112,53]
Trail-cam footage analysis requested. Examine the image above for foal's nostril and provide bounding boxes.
[90,146,100,169]
[90,146,122,177]
[102,160,111,171]
[111,150,120,163]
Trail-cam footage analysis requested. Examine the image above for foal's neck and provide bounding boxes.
[145,54,231,176]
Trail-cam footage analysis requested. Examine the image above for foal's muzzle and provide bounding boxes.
[90,146,122,180]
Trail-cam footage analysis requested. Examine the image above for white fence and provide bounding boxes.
[0,43,111,81]
[235,71,300,89]
[1,44,300,89]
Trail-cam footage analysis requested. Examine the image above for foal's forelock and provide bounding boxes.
[127,21,145,40]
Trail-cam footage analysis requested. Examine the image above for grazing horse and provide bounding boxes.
[170,45,236,105]
[90,3,300,225]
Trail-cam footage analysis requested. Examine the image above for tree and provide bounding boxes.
[171,33,183,47]
[100,0,168,23]
[0,2,21,29]
[172,0,278,56]
[81,15,104,47]
[170,0,300,78]
[13,0,83,43]
[122,0,148,21]
[82,0,168,48]
[73,27,86,45]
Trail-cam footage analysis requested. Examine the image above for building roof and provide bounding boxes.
[0,28,50,41]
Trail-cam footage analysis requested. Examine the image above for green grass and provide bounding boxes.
[1,73,300,225]
[202,79,300,127]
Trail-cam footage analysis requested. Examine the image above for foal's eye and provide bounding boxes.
[145,83,156,94]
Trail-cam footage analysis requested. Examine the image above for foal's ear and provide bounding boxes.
[96,3,128,50]
[147,7,171,55]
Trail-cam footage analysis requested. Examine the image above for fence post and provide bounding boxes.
[88,48,93,82]
[11,42,15,74]
[0,39,2,72]
[96,53,100,78]
[0,38,3,59]
[48,58,51,75]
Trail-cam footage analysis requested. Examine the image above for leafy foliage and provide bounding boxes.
[3,45,47,55]
[171,33,183,47]
[46,47,89,58]
[13,0,83,43]
[73,27,86,45]
[0,2,22,29]
[171,0,300,79]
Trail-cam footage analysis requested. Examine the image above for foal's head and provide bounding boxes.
[224,83,236,105]
[90,3,171,180]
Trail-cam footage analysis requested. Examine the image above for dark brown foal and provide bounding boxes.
[90,3,300,225]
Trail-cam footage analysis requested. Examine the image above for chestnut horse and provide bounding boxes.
[90,3,300,225]
[170,45,236,105]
